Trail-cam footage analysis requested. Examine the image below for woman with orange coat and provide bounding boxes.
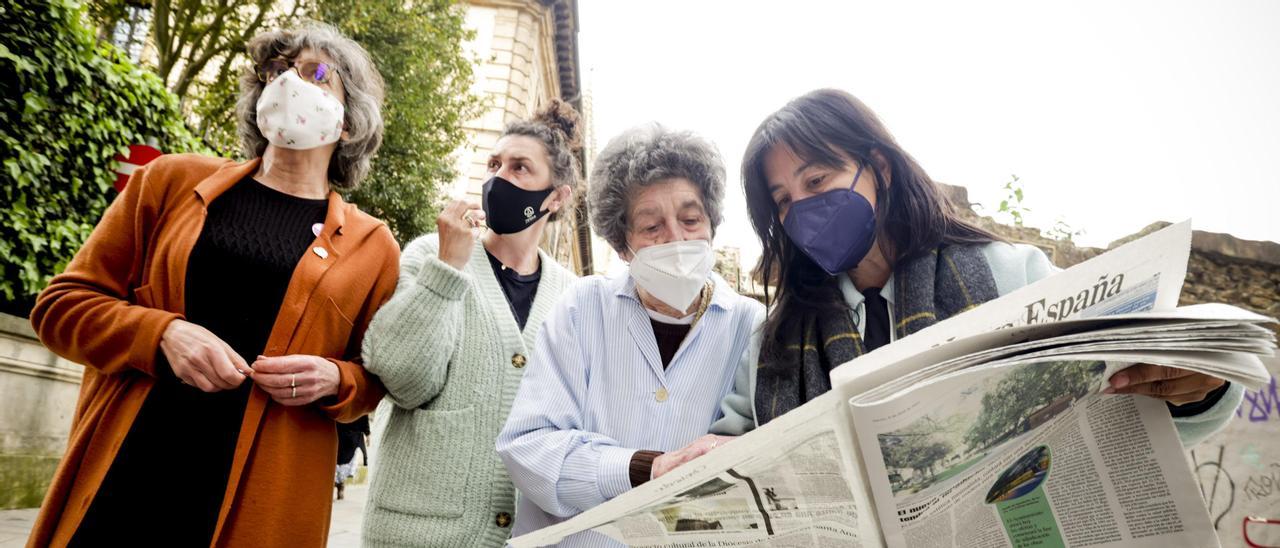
[27,24,398,547]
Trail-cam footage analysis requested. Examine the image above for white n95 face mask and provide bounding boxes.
[255,70,345,150]
[629,240,715,312]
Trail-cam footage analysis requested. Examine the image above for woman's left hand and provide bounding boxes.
[1103,364,1225,406]
[250,354,341,406]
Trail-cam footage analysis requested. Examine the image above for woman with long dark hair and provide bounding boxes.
[712,89,1240,446]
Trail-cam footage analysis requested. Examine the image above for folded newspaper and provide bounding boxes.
[509,221,1277,548]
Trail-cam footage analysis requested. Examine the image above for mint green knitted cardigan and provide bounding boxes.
[361,234,574,547]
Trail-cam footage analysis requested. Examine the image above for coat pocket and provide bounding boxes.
[295,296,357,358]
[132,283,156,307]
[376,405,476,518]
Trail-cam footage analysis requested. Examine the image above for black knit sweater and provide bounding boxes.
[71,177,328,546]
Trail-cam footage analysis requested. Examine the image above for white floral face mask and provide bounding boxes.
[255,70,345,150]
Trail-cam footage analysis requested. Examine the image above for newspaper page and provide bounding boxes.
[507,391,883,547]
[828,221,1194,397]
[851,359,1220,547]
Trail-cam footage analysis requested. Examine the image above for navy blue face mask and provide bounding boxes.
[781,164,877,275]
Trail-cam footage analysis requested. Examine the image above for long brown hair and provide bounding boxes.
[743,89,1000,360]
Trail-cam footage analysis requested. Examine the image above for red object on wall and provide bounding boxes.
[112,144,162,191]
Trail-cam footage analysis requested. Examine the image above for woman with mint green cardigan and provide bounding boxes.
[360,101,582,547]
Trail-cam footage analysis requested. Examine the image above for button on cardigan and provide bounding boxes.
[360,234,574,548]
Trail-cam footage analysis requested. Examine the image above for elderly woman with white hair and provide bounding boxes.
[27,24,397,547]
[497,124,766,546]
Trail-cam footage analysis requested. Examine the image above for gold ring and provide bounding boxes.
[291,374,296,388]
[291,386,297,398]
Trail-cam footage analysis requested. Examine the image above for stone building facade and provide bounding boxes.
[453,0,593,274]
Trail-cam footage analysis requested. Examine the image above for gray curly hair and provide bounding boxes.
[588,124,726,253]
[236,22,385,189]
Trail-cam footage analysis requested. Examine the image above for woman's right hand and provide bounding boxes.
[652,434,735,479]
[437,198,486,271]
[158,319,249,392]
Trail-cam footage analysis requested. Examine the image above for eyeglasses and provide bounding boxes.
[256,58,339,85]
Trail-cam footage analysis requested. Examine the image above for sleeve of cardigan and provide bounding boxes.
[1172,381,1244,447]
[710,305,765,436]
[29,158,183,377]
[361,233,472,409]
[317,226,399,422]
[496,289,637,518]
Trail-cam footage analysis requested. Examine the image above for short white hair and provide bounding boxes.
[588,124,726,253]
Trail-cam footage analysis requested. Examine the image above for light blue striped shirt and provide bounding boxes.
[497,271,765,546]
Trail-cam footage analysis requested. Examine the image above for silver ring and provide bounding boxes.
[462,211,474,224]
[291,386,297,398]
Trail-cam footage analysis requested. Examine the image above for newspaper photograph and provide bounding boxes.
[589,431,862,547]
[852,359,1219,547]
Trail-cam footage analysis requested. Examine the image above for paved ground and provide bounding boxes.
[0,483,369,548]
[0,508,39,548]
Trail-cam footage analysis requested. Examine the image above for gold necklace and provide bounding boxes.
[690,280,715,327]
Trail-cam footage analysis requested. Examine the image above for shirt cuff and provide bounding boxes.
[598,446,638,501]
[630,450,663,488]
[1167,381,1231,418]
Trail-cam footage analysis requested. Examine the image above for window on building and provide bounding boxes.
[111,5,152,62]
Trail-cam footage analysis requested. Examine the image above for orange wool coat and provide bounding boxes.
[27,154,399,547]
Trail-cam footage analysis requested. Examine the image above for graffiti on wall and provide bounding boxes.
[1237,375,1279,423]
[1189,358,1280,547]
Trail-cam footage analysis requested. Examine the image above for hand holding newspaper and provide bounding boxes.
[509,221,1276,548]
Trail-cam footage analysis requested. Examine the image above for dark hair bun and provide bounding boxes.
[534,98,583,152]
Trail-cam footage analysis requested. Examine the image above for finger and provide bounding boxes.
[709,434,736,448]
[442,199,464,218]
[184,367,219,393]
[252,372,293,389]
[262,385,305,404]
[251,355,313,374]
[196,347,239,390]
[223,344,250,376]
[1112,373,1224,401]
[1107,364,1193,390]
[207,347,247,388]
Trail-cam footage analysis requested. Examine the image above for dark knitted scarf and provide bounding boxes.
[755,244,999,425]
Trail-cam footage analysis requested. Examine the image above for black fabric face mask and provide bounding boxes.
[481,175,554,234]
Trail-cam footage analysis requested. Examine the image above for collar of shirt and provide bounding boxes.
[839,273,897,340]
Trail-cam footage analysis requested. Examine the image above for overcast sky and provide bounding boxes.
[577,0,1280,268]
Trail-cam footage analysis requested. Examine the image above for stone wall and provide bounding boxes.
[0,313,81,509]
[943,184,1280,333]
